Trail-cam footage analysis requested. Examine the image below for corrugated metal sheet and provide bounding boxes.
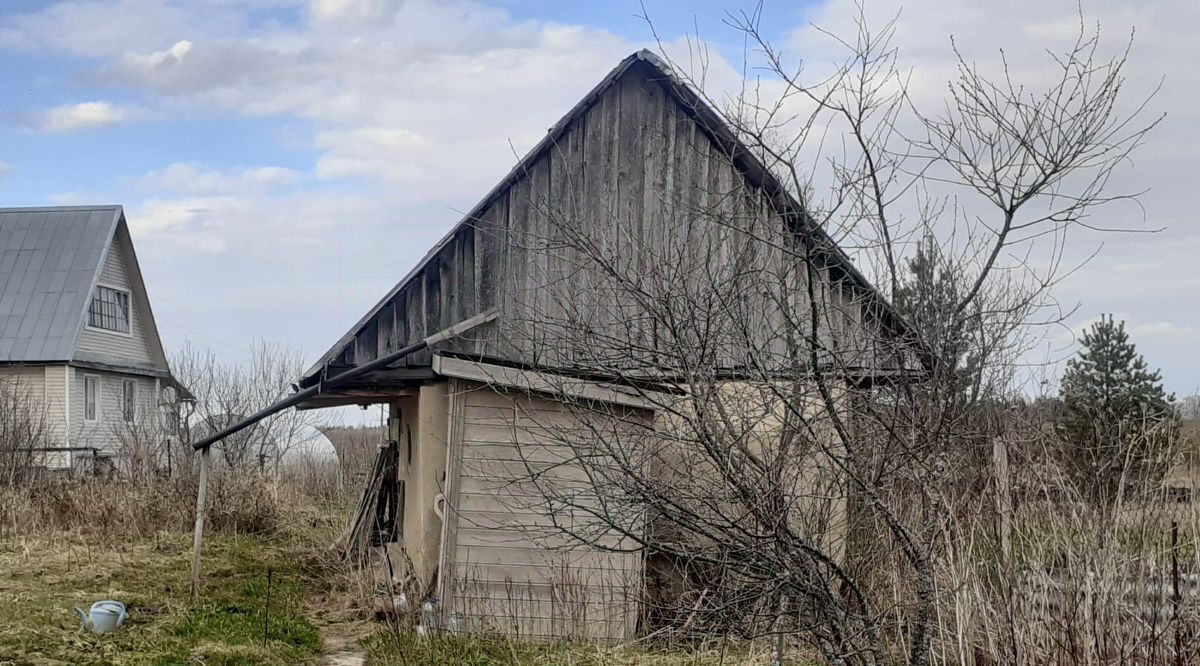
[0,206,122,362]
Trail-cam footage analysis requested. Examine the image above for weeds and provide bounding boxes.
[0,468,355,665]
[364,629,810,665]
[0,474,282,546]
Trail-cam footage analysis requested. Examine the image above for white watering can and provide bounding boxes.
[74,600,127,634]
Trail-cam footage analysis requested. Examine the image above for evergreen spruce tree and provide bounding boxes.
[1059,315,1178,503]
[894,236,980,402]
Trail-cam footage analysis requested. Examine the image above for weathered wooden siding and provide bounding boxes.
[74,238,156,368]
[322,58,905,379]
[441,380,644,641]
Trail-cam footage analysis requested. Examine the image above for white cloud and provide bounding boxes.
[48,191,85,205]
[127,180,391,258]
[0,0,247,58]
[124,39,193,70]
[139,163,301,196]
[0,161,11,178]
[2,0,1196,393]
[39,100,132,132]
[132,196,235,252]
[309,0,404,25]
[93,0,637,201]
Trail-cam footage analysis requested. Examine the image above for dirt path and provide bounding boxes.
[319,623,369,666]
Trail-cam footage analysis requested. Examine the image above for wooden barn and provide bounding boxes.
[297,50,917,641]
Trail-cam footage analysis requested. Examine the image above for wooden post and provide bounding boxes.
[993,435,1012,566]
[191,446,211,599]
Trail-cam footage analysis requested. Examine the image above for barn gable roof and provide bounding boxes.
[303,50,913,384]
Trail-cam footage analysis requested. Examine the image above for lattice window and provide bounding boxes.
[88,286,130,333]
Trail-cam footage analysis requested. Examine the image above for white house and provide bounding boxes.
[0,205,187,472]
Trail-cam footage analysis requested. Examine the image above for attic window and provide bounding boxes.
[89,286,131,334]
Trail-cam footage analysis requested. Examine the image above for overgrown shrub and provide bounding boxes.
[0,474,283,540]
[0,377,50,485]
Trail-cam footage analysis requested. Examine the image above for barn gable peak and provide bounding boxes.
[301,51,912,389]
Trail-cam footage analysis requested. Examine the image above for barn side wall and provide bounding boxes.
[651,380,849,563]
[439,379,644,641]
[391,382,450,590]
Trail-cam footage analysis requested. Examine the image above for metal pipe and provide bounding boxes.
[191,309,497,452]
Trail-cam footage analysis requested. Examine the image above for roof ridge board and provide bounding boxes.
[0,205,123,213]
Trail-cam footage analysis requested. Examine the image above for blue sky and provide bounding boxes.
[0,0,1197,400]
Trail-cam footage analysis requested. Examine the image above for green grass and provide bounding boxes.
[0,533,325,665]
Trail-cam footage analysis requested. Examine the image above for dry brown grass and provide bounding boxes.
[0,462,360,665]
[365,630,817,665]
[0,474,279,545]
[928,468,1200,664]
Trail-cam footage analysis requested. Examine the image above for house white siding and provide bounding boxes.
[42,365,69,449]
[74,240,155,368]
[0,365,69,468]
[69,366,160,460]
[0,365,46,402]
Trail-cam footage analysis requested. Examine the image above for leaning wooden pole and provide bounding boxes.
[187,309,496,597]
[191,445,211,598]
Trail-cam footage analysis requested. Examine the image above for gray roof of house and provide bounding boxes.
[0,206,123,362]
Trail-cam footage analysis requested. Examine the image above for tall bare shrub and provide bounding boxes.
[171,341,321,474]
[0,377,50,484]
[478,8,1158,664]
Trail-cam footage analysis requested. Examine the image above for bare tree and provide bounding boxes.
[1180,393,1200,421]
[113,415,167,482]
[479,8,1158,664]
[171,340,320,474]
[0,377,50,485]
